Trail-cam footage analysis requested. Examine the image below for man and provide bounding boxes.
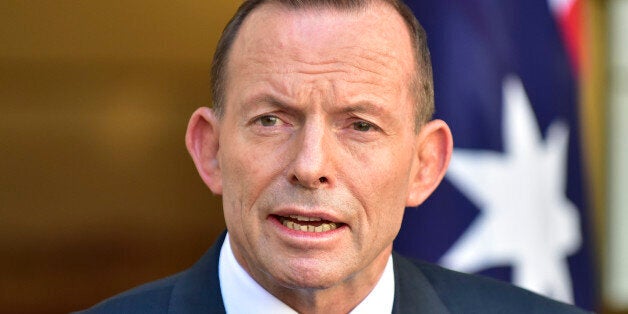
[80,0,589,313]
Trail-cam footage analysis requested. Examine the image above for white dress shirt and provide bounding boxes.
[219,233,395,313]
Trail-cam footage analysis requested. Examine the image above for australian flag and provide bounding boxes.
[394,0,596,311]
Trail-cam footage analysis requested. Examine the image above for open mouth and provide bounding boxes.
[276,215,342,233]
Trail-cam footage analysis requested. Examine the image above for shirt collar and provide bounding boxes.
[219,232,395,313]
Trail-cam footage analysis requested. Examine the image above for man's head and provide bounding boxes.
[186,0,452,311]
[211,0,435,131]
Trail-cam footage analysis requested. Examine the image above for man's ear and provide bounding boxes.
[185,107,223,195]
[406,119,453,207]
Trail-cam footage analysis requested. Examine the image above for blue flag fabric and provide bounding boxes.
[394,1,596,310]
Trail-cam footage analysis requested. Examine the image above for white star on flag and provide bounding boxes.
[440,75,582,304]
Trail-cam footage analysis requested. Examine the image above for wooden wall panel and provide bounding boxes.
[0,1,239,312]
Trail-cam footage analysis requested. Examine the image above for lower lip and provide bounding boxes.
[268,215,346,239]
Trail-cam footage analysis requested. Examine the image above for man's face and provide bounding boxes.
[218,3,419,290]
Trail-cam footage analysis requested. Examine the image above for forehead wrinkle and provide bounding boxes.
[287,44,404,80]
[293,60,350,76]
[237,55,395,97]
[348,46,401,74]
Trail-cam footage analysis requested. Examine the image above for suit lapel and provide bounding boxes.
[392,252,450,314]
[169,232,227,314]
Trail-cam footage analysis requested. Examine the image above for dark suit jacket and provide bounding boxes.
[78,232,588,313]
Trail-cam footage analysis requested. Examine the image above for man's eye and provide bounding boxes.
[259,115,279,126]
[352,121,373,132]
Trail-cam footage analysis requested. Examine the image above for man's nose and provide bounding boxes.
[289,121,333,189]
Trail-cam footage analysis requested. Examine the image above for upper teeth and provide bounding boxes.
[289,215,322,222]
[283,220,338,232]
[280,215,338,232]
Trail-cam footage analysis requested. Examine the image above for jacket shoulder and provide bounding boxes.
[403,257,590,314]
[75,272,183,314]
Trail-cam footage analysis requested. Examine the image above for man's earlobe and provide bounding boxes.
[406,119,453,207]
[185,107,223,195]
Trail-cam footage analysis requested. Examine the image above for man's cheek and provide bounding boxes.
[354,152,401,193]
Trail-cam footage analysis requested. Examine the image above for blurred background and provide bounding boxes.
[0,0,625,313]
[1,1,237,312]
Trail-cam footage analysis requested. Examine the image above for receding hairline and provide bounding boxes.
[232,1,417,70]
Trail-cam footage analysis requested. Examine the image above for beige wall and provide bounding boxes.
[0,1,239,312]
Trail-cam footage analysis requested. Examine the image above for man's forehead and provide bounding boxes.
[231,1,414,66]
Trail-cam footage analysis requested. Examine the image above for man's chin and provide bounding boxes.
[262,262,349,291]
[274,272,343,291]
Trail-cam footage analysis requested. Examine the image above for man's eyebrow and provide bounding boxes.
[245,94,299,114]
[246,94,283,106]
[339,101,386,115]
[245,95,389,119]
